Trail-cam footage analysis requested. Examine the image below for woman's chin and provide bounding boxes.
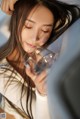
[22,44,36,53]
[24,48,35,54]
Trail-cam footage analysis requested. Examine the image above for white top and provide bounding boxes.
[0,59,50,119]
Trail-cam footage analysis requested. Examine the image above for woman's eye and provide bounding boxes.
[24,24,32,29]
[42,30,49,33]
[42,28,50,33]
[25,25,32,29]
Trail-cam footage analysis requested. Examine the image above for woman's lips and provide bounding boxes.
[25,42,36,48]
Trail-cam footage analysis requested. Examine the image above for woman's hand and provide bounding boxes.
[26,65,47,96]
[1,0,18,14]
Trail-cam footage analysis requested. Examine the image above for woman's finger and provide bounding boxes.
[5,0,12,14]
[25,65,37,81]
[35,70,47,82]
[0,0,17,14]
[36,78,47,95]
[1,0,5,12]
[25,65,47,95]
[1,0,11,14]
[9,0,16,11]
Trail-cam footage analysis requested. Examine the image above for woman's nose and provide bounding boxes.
[32,31,39,42]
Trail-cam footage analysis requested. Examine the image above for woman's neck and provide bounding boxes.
[6,48,35,87]
[7,47,21,61]
[6,47,24,74]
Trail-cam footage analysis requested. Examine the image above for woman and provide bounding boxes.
[0,0,80,119]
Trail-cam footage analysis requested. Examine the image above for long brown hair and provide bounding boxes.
[0,0,80,119]
[0,0,80,60]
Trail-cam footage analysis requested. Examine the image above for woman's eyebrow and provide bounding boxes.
[26,19,36,23]
[26,19,53,27]
[43,24,53,27]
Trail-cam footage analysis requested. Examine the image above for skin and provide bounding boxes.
[22,5,54,95]
[1,0,17,14]
[21,5,54,53]
[2,3,54,95]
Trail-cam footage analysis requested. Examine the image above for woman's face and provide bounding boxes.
[21,5,54,53]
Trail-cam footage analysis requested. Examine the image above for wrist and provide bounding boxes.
[36,89,47,101]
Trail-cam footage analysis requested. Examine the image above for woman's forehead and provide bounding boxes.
[26,4,54,25]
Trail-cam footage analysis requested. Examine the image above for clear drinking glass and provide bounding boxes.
[23,46,58,75]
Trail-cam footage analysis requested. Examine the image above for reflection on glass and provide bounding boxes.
[23,46,59,75]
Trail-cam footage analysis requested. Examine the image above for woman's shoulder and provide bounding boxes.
[0,58,9,66]
[0,58,13,71]
[0,58,24,84]
[0,58,11,74]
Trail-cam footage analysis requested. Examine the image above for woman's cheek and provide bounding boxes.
[21,30,27,42]
[38,36,50,46]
